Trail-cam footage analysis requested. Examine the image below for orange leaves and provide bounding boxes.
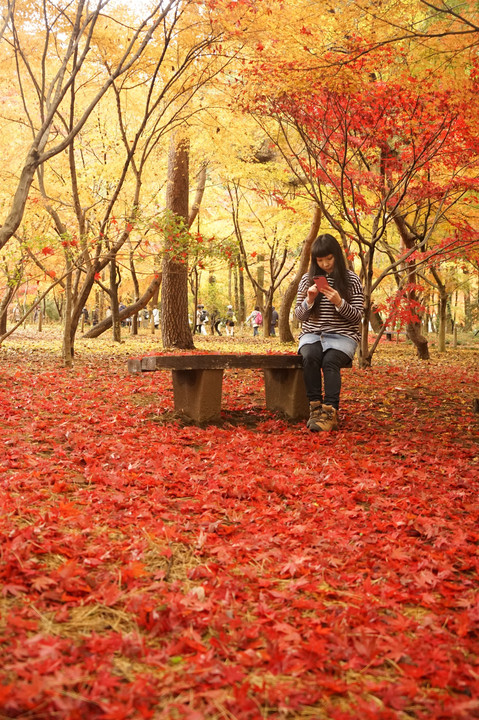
[122,562,148,583]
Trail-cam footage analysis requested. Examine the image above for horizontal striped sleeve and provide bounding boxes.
[336,274,364,325]
[295,274,316,323]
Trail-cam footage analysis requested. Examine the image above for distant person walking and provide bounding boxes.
[225,305,236,336]
[195,305,208,335]
[246,306,263,337]
[270,307,279,336]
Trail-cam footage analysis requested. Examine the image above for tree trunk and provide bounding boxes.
[109,258,122,342]
[98,275,106,323]
[238,259,246,323]
[128,246,140,336]
[62,255,74,367]
[188,163,207,229]
[437,289,448,352]
[0,286,16,335]
[464,282,472,332]
[0,309,7,336]
[407,322,430,359]
[369,304,383,332]
[430,267,447,354]
[0,148,40,252]
[256,254,265,309]
[393,213,430,360]
[161,133,194,350]
[279,205,321,343]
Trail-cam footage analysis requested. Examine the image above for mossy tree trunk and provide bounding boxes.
[161,133,194,350]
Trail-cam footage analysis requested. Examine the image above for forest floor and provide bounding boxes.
[1,327,479,719]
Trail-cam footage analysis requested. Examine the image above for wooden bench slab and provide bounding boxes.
[128,353,308,423]
[128,353,304,373]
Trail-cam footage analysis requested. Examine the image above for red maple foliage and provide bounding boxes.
[0,347,478,719]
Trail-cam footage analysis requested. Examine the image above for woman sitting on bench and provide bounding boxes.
[295,233,364,432]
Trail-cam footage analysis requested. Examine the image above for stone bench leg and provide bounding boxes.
[172,369,224,423]
[263,368,309,419]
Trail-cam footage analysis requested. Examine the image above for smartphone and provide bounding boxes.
[313,275,329,291]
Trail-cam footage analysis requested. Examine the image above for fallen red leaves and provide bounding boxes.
[0,345,478,719]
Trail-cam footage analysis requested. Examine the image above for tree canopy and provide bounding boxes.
[0,0,478,357]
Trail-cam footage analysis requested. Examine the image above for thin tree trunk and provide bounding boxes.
[279,205,321,343]
[237,255,245,323]
[437,290,448,352]
[0,286,16,335]
[464,281,472,332]
[431,267,447,352]
[109,258,122,342]
[358,245,376,368]
[129,247,140,335]
[256,254,265,309]
[62,255,74,367]
[188,163,207,229]
[393,213,430,360]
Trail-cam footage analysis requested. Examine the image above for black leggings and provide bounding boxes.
[300,342,352,409]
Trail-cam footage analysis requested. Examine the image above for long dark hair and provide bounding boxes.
[308,233,351,302]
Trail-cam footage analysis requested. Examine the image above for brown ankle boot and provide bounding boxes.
[307,401,323,430]
[309,404,339,432]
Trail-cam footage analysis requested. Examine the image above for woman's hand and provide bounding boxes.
[307,284,319,305]
[320,284,342,307]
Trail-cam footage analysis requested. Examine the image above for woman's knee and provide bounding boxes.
[300,343,323,364]
[323,350,351,371]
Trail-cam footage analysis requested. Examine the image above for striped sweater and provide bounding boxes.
[294,270,364,343]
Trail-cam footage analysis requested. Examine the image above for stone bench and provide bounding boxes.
[127,353,309,423]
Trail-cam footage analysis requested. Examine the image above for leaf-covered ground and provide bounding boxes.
[1,331,479,719]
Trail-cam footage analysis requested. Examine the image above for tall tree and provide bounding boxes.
[243,68,479,362]
[161,132,194,349]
